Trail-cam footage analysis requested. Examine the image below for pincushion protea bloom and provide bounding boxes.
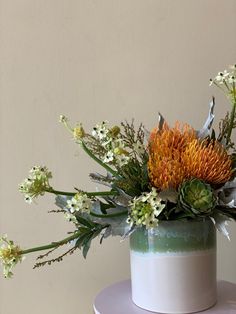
[182,139,232,185]
[148,122,196,190]
[148,123,232,190]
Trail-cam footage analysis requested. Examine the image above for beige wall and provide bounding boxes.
[0,1,236,313]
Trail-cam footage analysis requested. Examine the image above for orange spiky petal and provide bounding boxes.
[182,139,232,185]
[148,122,196,190]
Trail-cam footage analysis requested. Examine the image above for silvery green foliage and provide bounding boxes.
[55,195,71,211]
[211,180,236,239]
[91,201,131,237]
[55,194,131,238]
[210,213,231,240]
[158,112,165,131]
[112,189,133,207]
[217,179,236,207]
[197,98,215,139]
[215,180,236,223]
[144,112,165,139]
[100,218,131,239]
[159,189,178,203]
[88,172,132,235]
[89,172,113,187]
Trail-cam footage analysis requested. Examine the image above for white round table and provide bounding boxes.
[94,280,236,314]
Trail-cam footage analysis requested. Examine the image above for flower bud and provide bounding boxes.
[73,125,85,140]
[113,147,129,156]
[109,126,120,137]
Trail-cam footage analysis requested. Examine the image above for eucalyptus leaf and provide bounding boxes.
[121,225,135,240]
[89,172,113,188]
[159,189,178,203]
[93,216,130,238]
[75,232,92,249]
[55,195,71,210]
[75,215,96,228]
[82,238,92,259]
[216,179,236,207]
[210,212,231,240]
[100,201,115,214]
[158,112,165,131]
[91,200,102,214]
[111,188,133,206]
[197,98,215,139]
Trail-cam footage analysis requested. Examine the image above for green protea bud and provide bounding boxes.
[178,178,216,216]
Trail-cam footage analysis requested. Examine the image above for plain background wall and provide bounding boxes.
[0,1,236,313]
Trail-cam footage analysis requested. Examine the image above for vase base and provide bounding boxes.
[132,298,217,314]
[130,249,216,314]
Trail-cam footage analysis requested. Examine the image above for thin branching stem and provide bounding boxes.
[21,231,81,255]
[90,210,128,218]
[81,141,120,177]
[226,100,236,145]
[45,188,118,197]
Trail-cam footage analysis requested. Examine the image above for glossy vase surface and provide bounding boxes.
[130,219,217,313]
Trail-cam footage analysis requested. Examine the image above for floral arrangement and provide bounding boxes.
[1,64,236,278]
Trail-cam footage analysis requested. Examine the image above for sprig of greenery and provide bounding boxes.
[21,219,108,269]
[218,111,236,150]
[33,247,78,269]
[214,206,236,221]
[82,134,107,159]
[113,158,149,197]
[73,217,109,258]
[120,120,146,157]
[210,66,236,150]
[81,141,120,177]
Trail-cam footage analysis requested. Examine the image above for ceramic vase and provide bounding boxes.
[130,218,216,313]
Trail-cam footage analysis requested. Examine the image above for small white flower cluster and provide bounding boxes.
[92,121,110,140]
[127,188,165,228]
[64,213,78,224]
[92,121,130,167]
[210,64,236,86]
[66,193,92,214]
[19,166,52,203]
[132,142,146,156]
[0,235,23,278]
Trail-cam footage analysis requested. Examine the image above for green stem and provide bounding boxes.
[21,231,81,255]
[213,81,226,93]
[90,210,128,218]
[45,188,118,197]
[87,191,118,197]
[81,141,120,178]
[45,189,75,196]
[223,80,231,92]
[226,100,236,145]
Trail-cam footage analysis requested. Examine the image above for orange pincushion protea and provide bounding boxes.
[148,122,196,190]
[182,139,232,185]
[148,122,232,190]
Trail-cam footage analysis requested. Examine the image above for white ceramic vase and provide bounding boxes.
[130,219,216,313]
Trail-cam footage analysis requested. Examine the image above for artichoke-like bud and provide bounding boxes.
[178,178,216,216]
